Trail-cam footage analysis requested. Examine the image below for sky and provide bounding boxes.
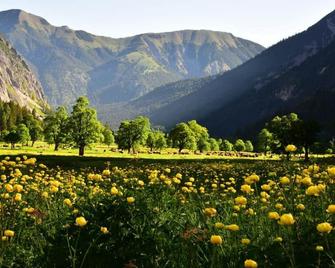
[0,0,334,47]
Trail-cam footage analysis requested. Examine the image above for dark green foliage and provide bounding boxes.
[116,116,151,153]
[146,130,166,152]
[234,139,245,152]
[244,140,254,152]
[102,125,115,147]
[44,106,69,151]
[0,101,32,131]
[68,97,102,156]
[220,139,233,151]
[170,123,196,153]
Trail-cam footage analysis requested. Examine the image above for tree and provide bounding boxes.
[257,128,275,154]
[198,137,211,152]
[187,120,209,151]
[27,118,43,146]
[17,124,30,146]
[295,120,319,161]
[68,97,102,156]
[170,123,196,153]
[116,116,151,153]
[245,140,254,152]
[234,139,245,152]
[4,129,21,149]
[267,113,300,152]
[44,106,69,151]
[220,139,233,151]
[102,125,114,147]
[209,138,219,151]
[146,130,166,152]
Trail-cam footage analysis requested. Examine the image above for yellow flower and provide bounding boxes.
[306,185,320,196]
[50,186,59,193]
[225,224,240,231]
[315,245,324,252]
[63,198,73,207]
[241,184,252,194]
[241,238,251,245]
[326,204,335,214]
[274,236,283,242]
[245,174,260,184]
[278,213,295,225]
[300,176,312,185]
[42,191,49,198]
[285,144,297,152]
[261,184,271,191]
[210,235,223,245]
[280,176,290,185]
[5,184,13,193]
[14,193,22,202]
[244,259,258,268]
[4,230,15,237]
[111,187,119,195]
[100,227,109,234]
[127,197,135,204]
[14,184,23,192]
[327,167,335,177]
[214,222,225,229]
[268,212,280,220]
[75,216,88,227]
[296,204,305,210]
[102,169,110,176]
[204,208,217,217]
[316,222,332,233]
[235,196,247,206]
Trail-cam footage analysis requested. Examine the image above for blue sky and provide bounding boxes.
[0,0,334,47]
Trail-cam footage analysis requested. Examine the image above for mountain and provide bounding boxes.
[0,9,265,107]
[0,34,48,113]
[150,9,335,137]
[103,76,216,128]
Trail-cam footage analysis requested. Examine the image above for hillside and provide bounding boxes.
[150,9,335,135]
[0,35,48,114]
[102,76,216,127]
[0,9,265,107]
[204,37,335,138]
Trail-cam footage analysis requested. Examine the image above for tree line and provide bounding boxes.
[0,97,333,159]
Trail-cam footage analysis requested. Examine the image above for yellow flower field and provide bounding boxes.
[0,156,334,267]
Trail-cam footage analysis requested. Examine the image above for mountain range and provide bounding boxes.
[0,9,264,109]
[0,34,47,114]
[1,8,335,139]
[148,9,335,138]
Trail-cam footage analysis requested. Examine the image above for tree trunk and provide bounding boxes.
[79,145,85,156]
[54,143,59,151]
[11,143,15,149]
[304,146,309,162]
[31,140,35,147]
[179,147,182,154]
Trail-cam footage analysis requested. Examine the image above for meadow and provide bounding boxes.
[0,147,334,267]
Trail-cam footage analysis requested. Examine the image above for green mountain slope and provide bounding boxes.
[149,9,335,136]
[0,9,265,107]
[0,35,48,113]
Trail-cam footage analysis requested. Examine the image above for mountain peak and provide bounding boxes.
[0,9,50,29]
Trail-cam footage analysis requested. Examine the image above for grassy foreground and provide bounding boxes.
[0,151,334,267]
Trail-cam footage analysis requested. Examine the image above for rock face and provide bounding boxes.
[0,35,48,113]
[0,9,265,107]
